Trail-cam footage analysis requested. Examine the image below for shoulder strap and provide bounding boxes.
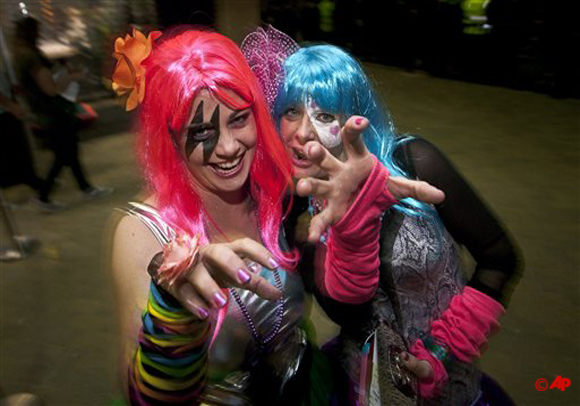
[121,202,176,245]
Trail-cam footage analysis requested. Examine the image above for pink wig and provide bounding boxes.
[137,28,296,268]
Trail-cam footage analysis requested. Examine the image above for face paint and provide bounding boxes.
[305,97,342,149]
[181,90,258,197]
[185,102,221,163]
[185,101,205,158]
[204,106,220,162]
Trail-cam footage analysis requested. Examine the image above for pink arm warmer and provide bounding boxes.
[324,156,397,304]
[410,286,506,397]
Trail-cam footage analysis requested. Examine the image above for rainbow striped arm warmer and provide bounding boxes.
[129,281,211,405]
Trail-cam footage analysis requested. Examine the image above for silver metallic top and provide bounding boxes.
[124,202,308,403]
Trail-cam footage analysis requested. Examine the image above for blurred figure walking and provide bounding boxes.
[0,73,44,194]
[13,17,111,212]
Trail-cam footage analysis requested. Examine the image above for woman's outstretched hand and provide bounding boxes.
[295,116,445,243]
[157,238,282,320]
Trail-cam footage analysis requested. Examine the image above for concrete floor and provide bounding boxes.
[1,66,579,405]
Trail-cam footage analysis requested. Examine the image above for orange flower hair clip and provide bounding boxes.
[112,28,161,111]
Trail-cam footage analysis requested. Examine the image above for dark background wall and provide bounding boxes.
[262,0,580,98]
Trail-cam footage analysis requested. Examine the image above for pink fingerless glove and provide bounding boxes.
[410,287,506,398]
[324,156,397,304]
[409,340,448,398]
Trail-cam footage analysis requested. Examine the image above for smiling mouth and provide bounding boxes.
[209,154,245,177]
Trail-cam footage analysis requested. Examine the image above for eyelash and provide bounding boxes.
[229,112,249,128]
[187,126,214,142]
[186,110,250,143]
[316,113,336,123]
[283,107,301,119]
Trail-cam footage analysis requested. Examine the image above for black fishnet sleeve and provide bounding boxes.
[394,137,523,305]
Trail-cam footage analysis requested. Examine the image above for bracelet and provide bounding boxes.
[422,335,454,369]
[149,233,200,287]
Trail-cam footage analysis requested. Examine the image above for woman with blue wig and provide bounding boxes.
[243,28,521,405]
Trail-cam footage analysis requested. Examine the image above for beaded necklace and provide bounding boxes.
[228,207,285,349]
[229,268,285,349]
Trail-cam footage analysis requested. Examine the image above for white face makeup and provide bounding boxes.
[280,97,345,179]
[305,97,342,149]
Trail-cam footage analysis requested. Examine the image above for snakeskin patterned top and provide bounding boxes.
[339,211,481,406]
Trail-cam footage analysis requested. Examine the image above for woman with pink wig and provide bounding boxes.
[110,28,317,405]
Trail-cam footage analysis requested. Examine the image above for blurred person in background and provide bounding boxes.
[13,17,111,212]
[0,71,44,194]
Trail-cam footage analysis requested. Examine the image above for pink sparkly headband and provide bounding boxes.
[241,25,300,109]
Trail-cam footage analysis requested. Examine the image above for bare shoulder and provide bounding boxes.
[113,214,160,265]
[111,215,161,278]
[111,214,161,308]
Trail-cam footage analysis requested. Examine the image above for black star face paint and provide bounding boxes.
[204,105,220,162]
[179,89,258,198]
[185,101,204,158]
[185,101,221,163]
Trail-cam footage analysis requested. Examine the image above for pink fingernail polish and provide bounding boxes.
[268,257,280,269]
[213,292,227,308]
[355,117,363,125]
[197,306,209,319]
[237,268,251,283]
[187,300,209,319]
[248,263,261,274]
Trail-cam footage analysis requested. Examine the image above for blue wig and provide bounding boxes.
[275,44,436,218]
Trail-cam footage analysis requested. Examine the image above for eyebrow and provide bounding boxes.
[228,108,250,121]
[191,101,204,123]
[185,106,250,129]
[186,109,212,131]
[187,122,213,130]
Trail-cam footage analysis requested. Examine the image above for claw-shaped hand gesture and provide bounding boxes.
[157,238,282,320]
[296,116,445,243]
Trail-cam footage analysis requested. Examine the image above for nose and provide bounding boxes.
[214,129,241,158]
[295,115,316,145]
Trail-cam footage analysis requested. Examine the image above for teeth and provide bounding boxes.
[214,157,241,171]
[217,163,235,170]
